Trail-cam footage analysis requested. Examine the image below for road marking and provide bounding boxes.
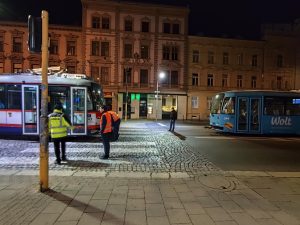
[194,136,300,141]
[194,136,235,140]
[158,123,166,127]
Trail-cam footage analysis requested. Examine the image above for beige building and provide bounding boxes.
[0,0,299,121]
[0,21,83,73]
[81,0,189,120]
[187,21,299,120]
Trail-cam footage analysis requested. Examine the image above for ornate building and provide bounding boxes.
[81,0,189,120]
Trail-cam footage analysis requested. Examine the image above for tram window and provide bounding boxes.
[286,98,300,116]
[7,84,21,109]
[0,85,6,109]
[264,97,293,116]
[221,97,235,114]
[87,89,93,110]
[49,86,70,114]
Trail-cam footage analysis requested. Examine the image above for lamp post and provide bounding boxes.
[124,68,129,121]
[156,72,165,121]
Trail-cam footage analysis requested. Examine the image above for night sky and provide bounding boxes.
[0,0,299,39]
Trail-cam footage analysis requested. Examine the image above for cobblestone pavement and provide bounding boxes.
[0,121,221,177]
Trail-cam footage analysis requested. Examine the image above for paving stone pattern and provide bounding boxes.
[0,124,220,176]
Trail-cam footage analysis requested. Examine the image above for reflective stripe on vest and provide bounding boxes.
[100,112,112,133]
[49,115,69,138]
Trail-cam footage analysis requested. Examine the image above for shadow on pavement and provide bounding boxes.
[171,131,186,140]
[44,189,124,223]
[65,160,110,168]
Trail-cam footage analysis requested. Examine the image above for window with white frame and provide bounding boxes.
[237,53,243,65]
[252,55,257,67]
[192,50,199,63]
[49,40,59,55]
[92,16,100,29]
[102,17,110,29]
[237,75,243,88]
[124,43,133,58]
[101,42,109,57]
[13,37,22,53]
[67,41,76,56]
[191,96,199,109]
[223,52,229,65]
[162,45,178,61]
[140,44,149,59]
[208,51,214,64]
[207,97,212,111]
[13,63,22,73]
[91,41,100,56]
[192,73,199,86]
[222,74,228,87]
[251,76,257,88]
[207,74,214,87]
[125,19,133,32]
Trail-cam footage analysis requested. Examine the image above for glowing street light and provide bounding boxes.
[155,72,165,121]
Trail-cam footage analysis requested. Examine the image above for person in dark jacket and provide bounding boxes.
[99,105,113,159]
[169,107,177,132]
[48,103,72,165]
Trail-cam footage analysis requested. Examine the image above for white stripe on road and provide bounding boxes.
[21,147,158,153]
[158,123,166,127]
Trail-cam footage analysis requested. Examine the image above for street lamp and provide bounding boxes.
[156,72,165,121]
[124,68,129,121]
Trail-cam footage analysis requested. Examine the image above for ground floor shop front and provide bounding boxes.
[104,92,187,120]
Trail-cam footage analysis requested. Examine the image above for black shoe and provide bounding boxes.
[62,157,67,161]
[100,155,109,160]
[55,160,61,165]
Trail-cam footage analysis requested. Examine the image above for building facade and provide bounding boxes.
[0,0,299,120]
[81,0,189,120]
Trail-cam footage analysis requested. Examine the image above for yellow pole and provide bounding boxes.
[39,10,49,192]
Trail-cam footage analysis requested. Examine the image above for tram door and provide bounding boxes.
[22,85,39,135]
[71,87,87,135]
[237,97,261,133]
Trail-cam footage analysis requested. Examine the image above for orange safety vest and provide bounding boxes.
[108,110,120,122]
[100,112,112,133]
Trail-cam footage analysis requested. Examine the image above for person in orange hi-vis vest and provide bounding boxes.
[108,105,121,141]
[99,105,113,159]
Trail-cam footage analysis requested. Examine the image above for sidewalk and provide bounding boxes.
[0,121,299,225]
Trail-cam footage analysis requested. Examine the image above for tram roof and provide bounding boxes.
[0,73,96,86]
[219,90,300,96]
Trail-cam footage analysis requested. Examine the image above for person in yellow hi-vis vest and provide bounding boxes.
[48,103,72,165]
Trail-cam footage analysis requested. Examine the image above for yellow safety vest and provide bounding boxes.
[48,109,71,139]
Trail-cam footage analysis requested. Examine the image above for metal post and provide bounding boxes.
[39,10,49,192]
[124,68,128,121]
[156,78,159,121]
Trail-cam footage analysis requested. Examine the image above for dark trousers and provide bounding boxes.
[169,119,176,131]
[112,120,121,141]
[101,132,111,157]
[53,137,66,162]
